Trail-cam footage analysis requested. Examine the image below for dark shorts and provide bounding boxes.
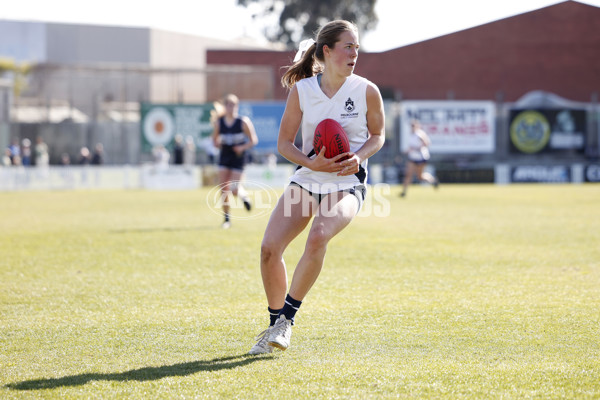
[218,147,245,171]
[289,181,366,212]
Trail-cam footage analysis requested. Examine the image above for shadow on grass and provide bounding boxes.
[7,354,271,391]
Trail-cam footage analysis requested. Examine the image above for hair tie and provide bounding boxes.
[293,39,316,62]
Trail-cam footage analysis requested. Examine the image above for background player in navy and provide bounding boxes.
[212,94,258,228]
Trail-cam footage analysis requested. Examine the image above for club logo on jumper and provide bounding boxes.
[341,97,358,118]
[510,111,551,153]
[344,97,355,112]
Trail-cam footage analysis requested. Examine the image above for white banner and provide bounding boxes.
[0,165,297,191]
[401,101,496,154]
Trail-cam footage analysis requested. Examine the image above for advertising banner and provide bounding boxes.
[509,109,586,154]
[511,165,571,183]
[238,101,285,153]
[141,101,285,154]
[400,101,496,154]
[585,164,600,182]
[140,103,214,153]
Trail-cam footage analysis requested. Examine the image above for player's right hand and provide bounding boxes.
[309,147,345,173]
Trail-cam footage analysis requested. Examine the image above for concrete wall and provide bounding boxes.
[45,23,150,64]
[0,20,46,62]
[149,29,208,103]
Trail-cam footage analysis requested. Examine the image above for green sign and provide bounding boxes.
[140,103,215,152]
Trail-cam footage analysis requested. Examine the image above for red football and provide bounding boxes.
[313,119,350,159]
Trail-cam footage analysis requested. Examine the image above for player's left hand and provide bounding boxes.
[336,152,360,176]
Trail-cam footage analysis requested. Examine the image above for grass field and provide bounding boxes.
[1,183,599,399]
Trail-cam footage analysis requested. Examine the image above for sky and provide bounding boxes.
[2,0,600,52]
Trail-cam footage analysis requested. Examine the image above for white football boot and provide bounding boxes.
[268,315,292,350]
[248,326,274,355]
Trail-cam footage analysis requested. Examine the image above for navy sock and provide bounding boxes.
[268,307,281,326]
[279,294,302,325]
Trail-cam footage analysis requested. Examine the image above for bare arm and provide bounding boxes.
[417,130,431,147]
[277,86,345,173]
[211,119,221,148]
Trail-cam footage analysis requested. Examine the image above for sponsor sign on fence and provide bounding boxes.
[511,165,571,183]
[509,109,586,154]
[401,101,496,154]
[140,101,285,155]
[585,164,600,182]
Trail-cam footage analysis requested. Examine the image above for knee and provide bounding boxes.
[305,228,329,253]
[220,185,231,197]
[261,239,279,265]
[231,184,239,196]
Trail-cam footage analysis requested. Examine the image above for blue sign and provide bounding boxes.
[239,101,285,152]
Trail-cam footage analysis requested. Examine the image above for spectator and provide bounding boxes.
[183,135,196,165]
[173,134,184,165]
[60,153,71,166]
[91,143,104,165]
[8,138,20,165]
[21,138,32,166]
[78,147,91,165]
[34,137,49,168]
[2,148,11,166]
[152,145,170,170]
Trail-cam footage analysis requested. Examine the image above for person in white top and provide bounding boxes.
[400,119,439,197]
[249,20,385,354]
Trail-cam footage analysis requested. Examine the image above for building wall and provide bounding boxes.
[205,65,275,102]
[357,1,600,102]
[149,29,209,103]
[45,23,150,64]
[148,31,284,103]
[207,1,600,103]
[0,20,46,63]
[4,22,153,118]
[206,50,295,101]
[1,20,283,109]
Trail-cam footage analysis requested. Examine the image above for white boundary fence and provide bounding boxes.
[1,162,595,191]
[0,164,297,191]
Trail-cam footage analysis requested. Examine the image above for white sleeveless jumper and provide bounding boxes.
[290,74,371,194]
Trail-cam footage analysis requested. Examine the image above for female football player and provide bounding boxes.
[400,119,439,197]
[249,20,385,354]
[212,94,258,228]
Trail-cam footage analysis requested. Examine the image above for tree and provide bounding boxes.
[237,0,378,49]
[0,58,31,97]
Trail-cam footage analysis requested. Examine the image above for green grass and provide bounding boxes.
[1,184,599,399]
